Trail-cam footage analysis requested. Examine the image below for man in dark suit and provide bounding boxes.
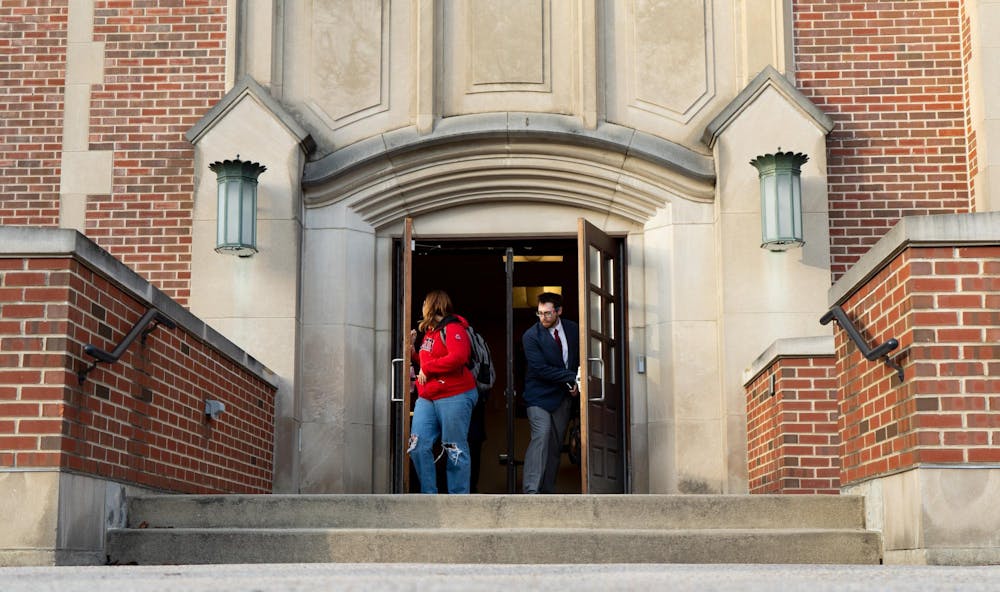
[521,292,580,494]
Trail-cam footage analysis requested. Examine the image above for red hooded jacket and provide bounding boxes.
[413,315,476,400]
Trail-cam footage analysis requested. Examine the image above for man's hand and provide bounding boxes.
[568,383,579,397]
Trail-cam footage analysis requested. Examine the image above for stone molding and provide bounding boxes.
[702,65,835,149]
[185,75,316,156]
[300,112,717,228]
[741,335,835,387]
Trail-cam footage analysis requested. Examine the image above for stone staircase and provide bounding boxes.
[106,494,881,565]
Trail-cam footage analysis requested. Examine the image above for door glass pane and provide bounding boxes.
[589,291,602,334]
[607,257,615,296]
[609,344,616,385]
[607,301,615,340]
[589,338,603,378]
[589,246,601,288]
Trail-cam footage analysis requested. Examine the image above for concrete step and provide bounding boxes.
[107,527,881,565]
[124,494,868,530]
[106,494,882,565]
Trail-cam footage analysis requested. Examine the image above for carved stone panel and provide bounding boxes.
[469,0,548,90]
[308,0,389,127]
[631,0,713,121]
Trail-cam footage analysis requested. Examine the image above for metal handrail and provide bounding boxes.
[820,305,903,382]
[78,308,176,384]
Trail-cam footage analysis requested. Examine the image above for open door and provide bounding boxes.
[578,218,627,493]
[391,218,414,493]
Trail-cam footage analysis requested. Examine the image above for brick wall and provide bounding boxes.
[84,0,228,305]
[0,254,275,493]
[837,244,1000,485]
[794,1,975,279]
[746,357,840,494]
[0,0,67,226]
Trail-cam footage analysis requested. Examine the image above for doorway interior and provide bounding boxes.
[403,238,581,493]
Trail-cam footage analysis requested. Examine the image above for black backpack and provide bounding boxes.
[440,318,496,395]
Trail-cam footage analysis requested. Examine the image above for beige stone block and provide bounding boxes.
[628,421,650,493]
[190,218,300,321]
[670,223,718,321]
[372,327,394,429]
[306,202,375,233]
[880,469,924,552]
[310,0,386,122]
[920,468,1000,549]
[371,422,392,493]
[61,85,90,151]
[627,326,647,426]
[720,212,830,314]
[470,0,544,86]
[205,317,296,381]
[58,193,87,233]
[645,420,677,493]
[243,0,276,86]
[640,224,673,327]
[298,420,346,493]
[631,0,709,117]
[55,473,105,553]
[298,323,376,425]
[272,416,300,493]
[341,422,375,492]
[410,203,639,237]
[374,237,394,332]
[65,42,104,85]
[442,0,574,116]
[67,0,95,43]
[666,198,714,226]
[725,413,749,492]
[675,419,725,493]
[671,321,722,421]
[985,119,1000,167]
[643,321,674,424]
[982,3,1000,48]
[300,228,377,327]
[60,151,112,195]
[0,471,59,550]
[983,47,1000,120]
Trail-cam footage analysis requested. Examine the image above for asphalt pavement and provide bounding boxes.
[3,563,1000,591]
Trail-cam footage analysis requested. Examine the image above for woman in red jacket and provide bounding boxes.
[408,290,478,493]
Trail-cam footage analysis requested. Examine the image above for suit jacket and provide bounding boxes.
[521,319,580,412]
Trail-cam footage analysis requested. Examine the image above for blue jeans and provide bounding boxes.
[408,388,477,494]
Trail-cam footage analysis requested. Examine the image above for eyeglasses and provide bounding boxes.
[535,310,558,318]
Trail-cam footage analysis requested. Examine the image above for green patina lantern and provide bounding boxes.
[749,150,808,251]
[209,156,266,257]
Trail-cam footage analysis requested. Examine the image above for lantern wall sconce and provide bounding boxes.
[209,156,267,257]
[749,150,808,251]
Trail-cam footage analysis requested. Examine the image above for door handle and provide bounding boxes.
[390,358,404,402]
[587,357,604,402]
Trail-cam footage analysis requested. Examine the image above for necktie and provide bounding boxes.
[553,328,561,349]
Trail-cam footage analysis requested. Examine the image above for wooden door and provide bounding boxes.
[577,219,626,493]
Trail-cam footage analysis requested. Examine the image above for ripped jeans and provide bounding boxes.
[408,388,477,494]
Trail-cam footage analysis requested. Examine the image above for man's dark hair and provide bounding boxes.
[537,292,562,309]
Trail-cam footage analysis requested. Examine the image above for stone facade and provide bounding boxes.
[1,0,999,565]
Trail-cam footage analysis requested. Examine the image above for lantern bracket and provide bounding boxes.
[820,305,904,382]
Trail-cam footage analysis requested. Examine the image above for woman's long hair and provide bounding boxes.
[418,290,453,333]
